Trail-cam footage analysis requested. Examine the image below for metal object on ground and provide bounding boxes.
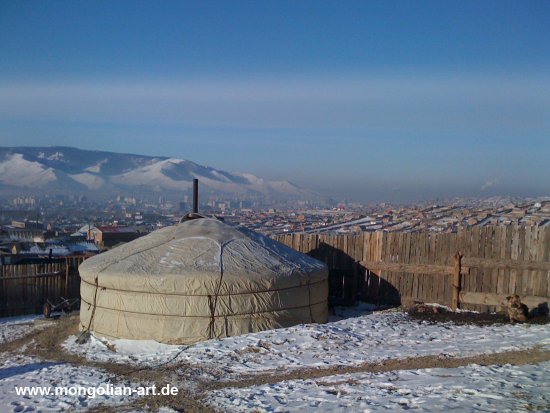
[43,297,80,318]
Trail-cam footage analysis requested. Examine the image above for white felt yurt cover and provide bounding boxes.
[79,216,329,344]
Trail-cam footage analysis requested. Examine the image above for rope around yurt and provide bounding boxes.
[207,243,226,340]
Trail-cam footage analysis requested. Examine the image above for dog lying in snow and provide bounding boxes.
[506,294,528,323]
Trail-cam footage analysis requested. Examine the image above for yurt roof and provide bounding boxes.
[79,216,327,295]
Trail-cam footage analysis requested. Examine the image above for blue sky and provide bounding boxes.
[0,0,549,202]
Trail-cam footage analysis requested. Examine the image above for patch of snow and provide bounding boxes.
[69,172,105,190]
[423,302,480,314]
[238,173,300,195]
[211,170,232,182]
[157,408,180,413]
[84,159,108,173]
[0,315,46,344]
[0,355,139,412]
[46,152,64,161]
[24,245,70,255]
[111,158,193,190]
[0,154,57,188]
[208,361,550,412]
[63,334,184,367]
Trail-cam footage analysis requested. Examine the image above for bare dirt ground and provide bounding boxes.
[407,305,550,326]
[2,314,550,412]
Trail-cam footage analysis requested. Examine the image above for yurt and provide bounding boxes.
[79,214,329,344]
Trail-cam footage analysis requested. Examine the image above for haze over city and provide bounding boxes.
[0,1,549,202]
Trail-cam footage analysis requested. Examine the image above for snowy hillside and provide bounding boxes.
[0,146,308,198]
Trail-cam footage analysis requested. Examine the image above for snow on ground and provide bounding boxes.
[0,354,139,412]
[0,315,46,344]
[0,316,142,412]
[63,333,184,367]
[2,305,550,412]
[208,361,550,412]
[65,305,550,381]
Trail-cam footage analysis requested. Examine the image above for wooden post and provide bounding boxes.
[65,258,70,296]
[452,251,463,311]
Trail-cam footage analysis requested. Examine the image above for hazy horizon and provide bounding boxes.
[1,1,549,202]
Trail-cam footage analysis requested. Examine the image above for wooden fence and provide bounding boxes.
[2,227,549,316]
[274,226,550,312]
[0,256,86,317]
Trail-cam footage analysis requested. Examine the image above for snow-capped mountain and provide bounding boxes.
[0,147,308,199]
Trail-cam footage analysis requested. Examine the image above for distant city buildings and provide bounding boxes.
[0,194,549,258]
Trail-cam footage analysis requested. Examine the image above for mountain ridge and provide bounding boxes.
[0,146,310,199]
